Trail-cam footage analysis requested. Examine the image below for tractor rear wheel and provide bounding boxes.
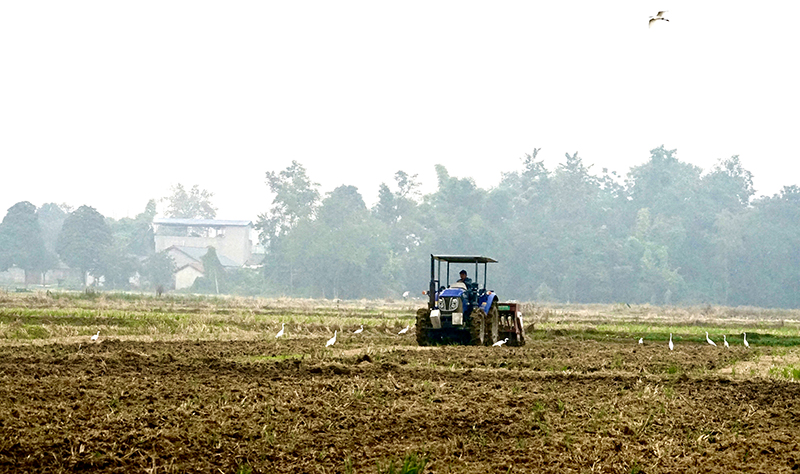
[416,308,433,346]
[469,308,487,346]
[487,301,500,345]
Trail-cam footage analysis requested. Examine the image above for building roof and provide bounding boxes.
[153,218,252,227]
[165,245,241,268]
[176,262,204,273]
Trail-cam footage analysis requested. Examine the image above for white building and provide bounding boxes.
[153,218,255,289]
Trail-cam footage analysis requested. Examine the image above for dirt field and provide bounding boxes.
[3,325,800,473]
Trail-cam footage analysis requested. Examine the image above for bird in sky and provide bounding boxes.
[743,332,750,348]
[723,335,729,348]
[326,330,337,347]
[275,323,285,338]
[706,331,717,347]
[649,11,669,28]
[669,333,674,351]
[492,338,508,347]
[354,325,364,334]
[91,330,100,342]
[398,325,410,335]
[638,337,643,344]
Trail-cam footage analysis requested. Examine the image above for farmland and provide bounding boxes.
[2,293,800,473]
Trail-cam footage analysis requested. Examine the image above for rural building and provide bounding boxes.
[153,218,253,266]
[153,218,255,290]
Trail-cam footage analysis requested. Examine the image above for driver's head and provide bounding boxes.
[459,270,467,279]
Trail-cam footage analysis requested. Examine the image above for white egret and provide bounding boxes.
[638,337,643,344]
[492,338,508,347]
[354,325,364,334]
[275,323,285,338]
[669,333,674,351]
[402,291,410,299]
[398,325,410,335]
[91,330,100,341]
[649,11,669,28]
[723,335,729,348]
[743,332,750,348]
[706,331,717,347]
[326,330,337,347]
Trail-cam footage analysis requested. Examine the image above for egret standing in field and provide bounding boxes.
[723,335,729,348]
[669,333,674,351]
[743,332,750,348]
[706,331,717,347]
[354,325,364,334]
[402,291,410,299]
[638,337,643,344]
[91,330,100,342]
[492,338,508,347]
[326,330,337,347]
[398,325,410,335]
[275,323,285,338]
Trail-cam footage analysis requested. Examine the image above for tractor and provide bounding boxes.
[416,254,525,346]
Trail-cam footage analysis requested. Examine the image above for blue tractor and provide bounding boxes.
[416,254,525,346]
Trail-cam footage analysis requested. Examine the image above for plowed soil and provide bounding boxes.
[2,334,799,473]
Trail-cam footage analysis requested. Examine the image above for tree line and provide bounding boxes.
[1,146,799,308]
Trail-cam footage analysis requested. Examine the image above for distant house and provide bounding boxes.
[153,218,255,290]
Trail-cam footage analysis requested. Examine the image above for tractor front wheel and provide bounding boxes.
[469,308,487,346]
[416,308,433,346]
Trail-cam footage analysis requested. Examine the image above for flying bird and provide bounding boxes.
[275,323,285,338]
[326,330,337,347]
[669,333,674,351]
[743,332,750,348]
[354,325,364,334]
[91,330,100,341]
[723,335,729,348]
[398,325,410,335]
[492,338,508,347]
[649,11,669,28]
[638,337,643,344]
[402,291,410,299]
[706,331,717,347]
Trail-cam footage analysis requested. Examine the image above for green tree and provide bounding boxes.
[56,205,113,284]
[36,203,70,254]
[191,247,227,294]
[256,160,320,246]
[287,185,387,298]
[256,161,320,293]
[142,251,176,290]
[163,184,217,219]
[109,200,156,257]
[0,201,54,283]
[373,171,424,295]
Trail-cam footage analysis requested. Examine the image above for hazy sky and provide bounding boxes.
[2,1,798,221]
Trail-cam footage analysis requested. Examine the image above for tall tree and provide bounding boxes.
[36,203,70,254]
[56,205,113,284]
[109,200,157,257]
[373,171,424,294]
[142,251,176,290]
[163,184,217,219]
[291,185,386,298]
[256,160,320,247]
[256,161,320,293]
[0,201,53,282]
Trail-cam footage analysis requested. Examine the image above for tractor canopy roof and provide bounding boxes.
[432,255,498,264]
